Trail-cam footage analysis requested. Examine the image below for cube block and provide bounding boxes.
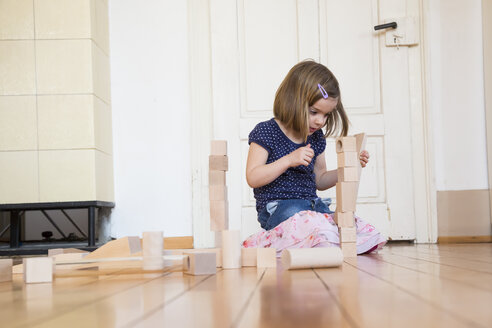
[209,155,228,171]
[335,137,357,153]
[257,248,277,268]
[334,212,354,227]
[241,248,257,267]
[183,252,217,275]
[339,227,357,243]
[210,200,229,231]
[336,182,358,212]
[209,185,227,201]
[337,151,359,168]
[340,242,357,258]
[209,170,226,185]
[23,257,53,283]
[338,167,359,182]
[211,140,227,156]
[0,259,13,283]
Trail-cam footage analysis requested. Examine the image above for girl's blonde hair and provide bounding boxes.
[273,60,349,142]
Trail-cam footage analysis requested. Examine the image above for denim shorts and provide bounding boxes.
[257,198,333,230]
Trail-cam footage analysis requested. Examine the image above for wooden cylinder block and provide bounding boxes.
[281,248,343,270]
[221,230,241,269]
[142,231,164,270]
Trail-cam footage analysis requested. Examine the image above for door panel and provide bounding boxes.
[206,0,419,242]
[321,0,381,113]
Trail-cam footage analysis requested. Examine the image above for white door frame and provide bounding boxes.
[189,0,439,246]
[482,0,492,224]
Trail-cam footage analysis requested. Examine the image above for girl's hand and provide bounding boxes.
[360,150,369,168]
[287,144,315,167]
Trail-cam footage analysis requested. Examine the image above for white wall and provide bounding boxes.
[109,0,192,237]
[428,0,488,191]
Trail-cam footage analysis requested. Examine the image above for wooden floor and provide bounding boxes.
[2,243,492,327]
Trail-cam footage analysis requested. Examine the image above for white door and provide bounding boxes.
[191,0,433,247]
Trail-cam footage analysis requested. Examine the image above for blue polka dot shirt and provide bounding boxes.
[248,118,326,213]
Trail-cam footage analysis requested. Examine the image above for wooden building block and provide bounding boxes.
[340,242,357,258]
[211,140,227,156]
[337,167,359,182]
[355,133,367,159]
[170,248,222,267]
[282,248,343,269]
[163,236,194,249]
[85,236,141,259]
[53,252,88,263]
[48,248,87,257]
[209,185,227,201]
[0,259,13,282]
[334,212,354,227]
[142,231,164,270]
[335,136,357,153]
[209,170,226,185]
[257,248,277,268]
[354,132,367,194]
[221,230,241,269]
[210,200,229,231]
[335,182,358,212]
[209,155,228,171]
[183,252,217,275]
[337,151,359,168]
[241,248,257,267]
[339,227,357,243]
[23,257,53,283]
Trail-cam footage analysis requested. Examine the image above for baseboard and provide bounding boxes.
[164,236,193,249]
[437,189,492,237]
[437,236,492,244]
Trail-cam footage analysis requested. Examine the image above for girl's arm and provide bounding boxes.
[246,142,314,188]
[313,152,338,191]
[314,150,370,191]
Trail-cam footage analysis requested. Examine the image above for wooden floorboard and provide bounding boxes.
[235,267,351,328]
[135,268,265,328]
[375,252,492,292]
[32,272,211,328]
[354,253,492,327]
[388,245,492,274]
[0,244,490,327]
[315,261,469,328]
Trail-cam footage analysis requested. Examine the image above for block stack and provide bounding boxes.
[209,140,229,231]
[334,133,366,258]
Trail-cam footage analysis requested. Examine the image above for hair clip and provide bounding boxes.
[318,84,329,99]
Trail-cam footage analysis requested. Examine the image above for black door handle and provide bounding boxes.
[374,22,397,31]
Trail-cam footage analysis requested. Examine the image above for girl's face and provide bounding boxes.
[308,97,338,134]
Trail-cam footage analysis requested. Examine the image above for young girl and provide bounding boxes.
[243,60,385,254]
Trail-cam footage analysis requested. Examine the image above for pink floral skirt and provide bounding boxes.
[242,210,386,256]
